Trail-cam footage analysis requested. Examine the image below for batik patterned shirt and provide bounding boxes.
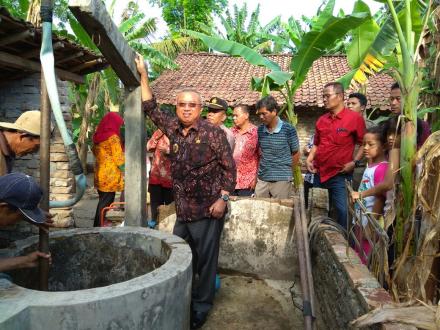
[143,98,236,222]
[231,124,259,189]
[93,135,125,192]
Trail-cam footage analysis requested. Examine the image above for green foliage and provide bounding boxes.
[149,0,227,35]
[0,0,28,19]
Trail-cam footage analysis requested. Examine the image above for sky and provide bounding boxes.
[114,0,383,41]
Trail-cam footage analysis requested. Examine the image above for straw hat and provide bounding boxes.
[0,111,41,136]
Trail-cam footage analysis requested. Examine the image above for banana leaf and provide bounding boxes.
[290,12,369,90]
[347,0,380,68]
[183,30,281,72]
[68,13,99,52]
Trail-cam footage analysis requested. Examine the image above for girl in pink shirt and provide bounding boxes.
[354,126,388,264]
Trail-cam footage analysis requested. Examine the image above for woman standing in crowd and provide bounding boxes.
[92,112,125,227]
[147,129,173,226]
[231,104,259,196]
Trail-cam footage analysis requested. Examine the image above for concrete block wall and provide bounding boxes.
[0,74,75,246]
[311,225,412,330]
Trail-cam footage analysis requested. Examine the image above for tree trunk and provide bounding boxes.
[77,74,100,174]
[27,0,41,27]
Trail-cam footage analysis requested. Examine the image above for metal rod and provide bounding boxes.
[38,72,50,291]
[293,196,313,330]
[299,188,316,322]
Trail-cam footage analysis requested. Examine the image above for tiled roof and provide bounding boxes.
[151,53,394,111]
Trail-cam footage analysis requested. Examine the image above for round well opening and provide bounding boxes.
[8,231,170,291]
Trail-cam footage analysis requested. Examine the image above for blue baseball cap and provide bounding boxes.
[0,173,45,224]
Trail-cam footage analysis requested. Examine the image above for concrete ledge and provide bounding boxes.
[159,198,298,280]
[311,224,414,330]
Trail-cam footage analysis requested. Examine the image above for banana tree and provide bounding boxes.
[341,0,435,301]
[186,0,369,186]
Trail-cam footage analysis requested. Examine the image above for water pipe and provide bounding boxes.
[40,0,86,208]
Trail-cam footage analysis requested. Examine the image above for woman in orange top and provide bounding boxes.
[92,112,125,227]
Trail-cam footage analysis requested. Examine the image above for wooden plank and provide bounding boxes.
[0,50,84,84]
[69,0,140,87]
[123,87,146,226]
[56,51,84,64]
[0,30,34,46]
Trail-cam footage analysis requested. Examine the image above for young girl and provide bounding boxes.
[353,126,389,264]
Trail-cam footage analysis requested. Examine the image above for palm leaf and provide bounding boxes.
[119,12,145,34]
[184,30,281,71]
[125,17,157,41]
[131,42,178,70]
[291,12,369,89]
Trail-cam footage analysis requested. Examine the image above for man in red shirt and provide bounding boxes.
[306,82,365,230]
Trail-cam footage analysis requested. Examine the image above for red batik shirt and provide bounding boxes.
[147,129,172,188]
[231,125,259,189]
[143,98,236,222]
[314,108,365,183]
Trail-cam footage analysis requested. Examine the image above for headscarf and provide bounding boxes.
[93,112,124,144]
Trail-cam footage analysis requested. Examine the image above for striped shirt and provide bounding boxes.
[257,118,299,181]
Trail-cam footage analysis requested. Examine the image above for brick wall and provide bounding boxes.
[0,73,75,247]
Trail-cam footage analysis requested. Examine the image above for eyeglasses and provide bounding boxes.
[177,102,201,108]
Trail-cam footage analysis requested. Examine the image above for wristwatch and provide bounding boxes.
[220,194,230,202]
[354,160,361,168]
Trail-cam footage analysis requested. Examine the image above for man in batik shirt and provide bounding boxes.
[136,55,236,329]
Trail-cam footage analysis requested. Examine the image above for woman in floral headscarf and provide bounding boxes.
[92,112,125,227]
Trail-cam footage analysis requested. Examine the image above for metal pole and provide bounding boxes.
[293,196,313,330]
[38,72,50,291]
[299,189,316,322]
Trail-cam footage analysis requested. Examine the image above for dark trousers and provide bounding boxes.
[93,190,115,227]
[313,173,351,230]
[148,184,174,220]
[173,217,224,313]
[231,189,254,197]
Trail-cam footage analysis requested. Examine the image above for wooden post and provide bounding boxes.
[68,0,148,225]
[123,87,146,226]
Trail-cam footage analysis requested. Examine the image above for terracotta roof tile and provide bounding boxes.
[151,53,393,110]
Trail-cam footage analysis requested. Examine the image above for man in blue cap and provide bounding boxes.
[0,173,52,272]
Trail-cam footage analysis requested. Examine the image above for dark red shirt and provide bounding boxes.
[314,108,365,183]
[143,98,236,222]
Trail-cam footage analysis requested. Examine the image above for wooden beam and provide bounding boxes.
[23,41,65,59]
[71,58,103,72]
[69,0,140,87]
[56,51,84,65]
[0,51,84,84]
[0,30,35,46]
[123,87,146,226]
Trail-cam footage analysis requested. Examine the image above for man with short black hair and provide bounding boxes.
[389,82,430,149]
[255,95,299,199]
[306,82,365,229]
[0,111,41,176]
[347,92,375,129]
[0,173,52,273]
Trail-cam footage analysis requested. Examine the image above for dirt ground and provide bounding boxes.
[203,275,303,330]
